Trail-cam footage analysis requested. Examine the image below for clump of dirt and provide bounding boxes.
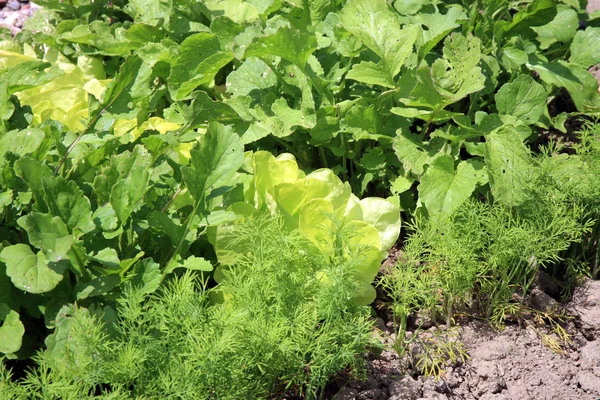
[0,0,38,35]
[332,279,600,400]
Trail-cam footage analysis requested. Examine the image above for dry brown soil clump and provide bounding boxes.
[334,279,600,400]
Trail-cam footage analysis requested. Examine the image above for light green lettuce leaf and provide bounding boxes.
[299,198,336,254]
[358,198,402,251]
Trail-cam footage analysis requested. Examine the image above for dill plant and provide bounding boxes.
[1,214,375,399]
[383,133,600,345]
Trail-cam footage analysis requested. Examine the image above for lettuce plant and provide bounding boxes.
[212,150,401,304]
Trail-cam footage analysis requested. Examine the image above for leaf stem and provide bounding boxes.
[162,194,204,279]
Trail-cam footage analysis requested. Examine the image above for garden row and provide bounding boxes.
[1,0,600,398]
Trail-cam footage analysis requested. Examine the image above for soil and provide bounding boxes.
[0,0,38,35]
[331,278,600,400]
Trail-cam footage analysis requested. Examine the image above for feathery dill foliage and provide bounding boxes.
[383,126,600,334]
[1,214,375,399]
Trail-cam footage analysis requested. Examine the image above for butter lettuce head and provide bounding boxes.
[213,151,402,304]
[0,49,106,132]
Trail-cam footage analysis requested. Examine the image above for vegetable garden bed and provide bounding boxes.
[1,0,600,399]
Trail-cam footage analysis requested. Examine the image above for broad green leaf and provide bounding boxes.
[226,57,278,98]
[59,21,132,56]
[110,179,146,225]
[0,244,65,293]
[94,145,152,206]
[148,211,185,246]
[570,27,600,69]
[390,175,413,195]
[340,0,419,78]
[0,304,24,354]
[123,24,167,50]
[501,45,529,72]
[129,0,173,26]
[392,0,433,15]
[390,107,460,123]
[402,6,468,58]
[307,0,333,22]
[431,33,485,102]
[495,74,548,125]
[109,146,152,224]
[243,26,317,69]
[393,130,447,176]
[177,91,241,132]
[346,61,395,88]
[131,258,161,294]
[532,6,578,49]
[14,158,53,213]
[203,0,260,23]
[397,67,446,111]
[92,204,119,233]
[42,176,95,235]
[179,256,213,271]
[210,17,246,52]
[17,213,74,262]
[137,40,178,67]
[44,304,82,359]
[340,102,388,140]
[168,33,233,101]
[419,156,488,219]
[95,56,147,118]
[182,122,244,203]
[90,248,121,269]
[358,198,402,251]
[484,127,532,206]
[0,129,45,169]
[495,0,557,41]
[527,55,600,112]
[75,275,120,300]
